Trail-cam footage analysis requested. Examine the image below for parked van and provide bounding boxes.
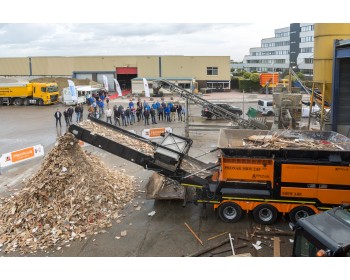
[62,86,100,106]
[257,99,274,116]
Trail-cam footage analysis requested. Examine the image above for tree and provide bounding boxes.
[296,72,305,81]
[250,73,260,83]
[243,72,251,79]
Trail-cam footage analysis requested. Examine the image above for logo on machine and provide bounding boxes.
[252,174,269,179]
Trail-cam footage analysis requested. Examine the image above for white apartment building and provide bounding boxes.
[243,23,314,77]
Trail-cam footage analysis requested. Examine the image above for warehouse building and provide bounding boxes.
[0,55,231,94]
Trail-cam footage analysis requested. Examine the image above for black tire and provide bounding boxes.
[218,202,243,223]
[253,204,278,225]
[14,98,23,106]
[289,206,315,223]
[0,98,3,105]
[38,99,43,106]
[266,111,274,116]
[23,98,30,106]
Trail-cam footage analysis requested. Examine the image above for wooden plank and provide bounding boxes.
[207,231,228,241]
[273,237,281,257]
[184,222,203,246]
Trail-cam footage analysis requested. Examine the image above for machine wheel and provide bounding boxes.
[0,98,3,105]
[289,206,315,223]
[218,202,243,223]
[267,111,274,116]
[23,98,30,106]
[253,204,278,225]
[37,99,44,106]
[14,98,23,106]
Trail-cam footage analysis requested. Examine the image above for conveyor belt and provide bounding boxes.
[69,118,216,186]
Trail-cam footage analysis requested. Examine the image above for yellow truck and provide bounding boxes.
[0,82,59,106]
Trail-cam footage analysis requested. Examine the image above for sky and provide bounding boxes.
[0,23,291,61]
[1,1,346,62]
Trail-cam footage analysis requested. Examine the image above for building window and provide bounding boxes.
[301,25,314,32]
[206,82,230,89]
[178,83,190,89]
[275,41,290,46]
[275,59,286,63]
[300,47,314,53]
[304,58,314,64]
[276,31,290,38]
[207,67,218,75]
[301,36,314,43]
[300,69,313,75]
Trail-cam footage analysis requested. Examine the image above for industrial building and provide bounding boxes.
[0,55,231,94]
[243,23,314,77]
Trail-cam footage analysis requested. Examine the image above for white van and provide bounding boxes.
[62,86,100,105]
[257,99,274,116]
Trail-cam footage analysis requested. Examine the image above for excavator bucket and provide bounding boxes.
[146,173,186,200]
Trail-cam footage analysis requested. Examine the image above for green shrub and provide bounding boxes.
[238,79,260,92]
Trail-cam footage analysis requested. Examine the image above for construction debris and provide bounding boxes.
[148,211,156,217]
[244,133,346,151]
[0,133,136,254]
[79,120,155,156]
[254,230,294,236]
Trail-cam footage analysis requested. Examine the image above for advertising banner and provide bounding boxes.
[141,127,172,139]
[0,144,45,168]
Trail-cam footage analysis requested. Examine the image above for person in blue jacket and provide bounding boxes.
[164,105,171,122]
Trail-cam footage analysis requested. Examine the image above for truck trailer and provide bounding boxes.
[0,82,59,106]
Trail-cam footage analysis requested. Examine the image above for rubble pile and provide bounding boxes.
[243,134,345,150]
[0,133,136,254]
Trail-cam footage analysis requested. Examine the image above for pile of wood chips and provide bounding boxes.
[79,120,155,156]
[244,134,345,150]
[0,133,136,254]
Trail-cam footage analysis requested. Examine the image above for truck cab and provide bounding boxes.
[292,206,350,257]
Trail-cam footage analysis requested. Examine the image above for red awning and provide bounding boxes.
[116,67,137,74]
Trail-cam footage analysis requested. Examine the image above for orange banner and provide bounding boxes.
[150,128,165,138]
[11,147,34,163]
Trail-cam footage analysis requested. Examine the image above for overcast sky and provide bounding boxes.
[0,1,345,62]
[0,23,293,61]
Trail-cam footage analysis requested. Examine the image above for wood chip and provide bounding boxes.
[0,133,136,254]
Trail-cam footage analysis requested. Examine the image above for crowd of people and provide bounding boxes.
[105,99,186,127]
[55,93,186,129]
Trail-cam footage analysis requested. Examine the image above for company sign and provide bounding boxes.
[141,127,172,139]
[0,145,44,168]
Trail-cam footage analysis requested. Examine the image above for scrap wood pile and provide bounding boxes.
[243,134,345,150]
[79,120,155,156]
[79,120,209,176]
[0,133,136,254]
